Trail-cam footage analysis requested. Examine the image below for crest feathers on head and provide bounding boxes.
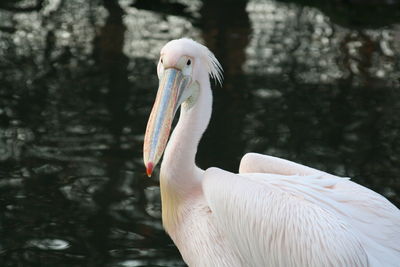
[203,45,223,86]
[180,38,223,86]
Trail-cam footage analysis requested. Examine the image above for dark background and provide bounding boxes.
[0,0,399,266]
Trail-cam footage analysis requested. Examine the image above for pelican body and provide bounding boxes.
[143,38,400,266]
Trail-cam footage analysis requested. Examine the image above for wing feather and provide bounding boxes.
[239,152,400,261]
[203,166,400,267]
[239,153,335,178]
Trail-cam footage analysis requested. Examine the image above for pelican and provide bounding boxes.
[143,38,400,266]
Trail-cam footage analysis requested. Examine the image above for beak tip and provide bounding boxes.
[146,162,154,177]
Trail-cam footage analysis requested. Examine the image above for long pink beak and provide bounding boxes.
[143,68,188,177]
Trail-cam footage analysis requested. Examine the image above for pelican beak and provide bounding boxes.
[143,68,191,177]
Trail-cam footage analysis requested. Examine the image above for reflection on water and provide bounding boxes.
[0,0,399,266]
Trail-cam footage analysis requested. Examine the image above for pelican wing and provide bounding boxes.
[239,153,400,259]
[239,152,335,177]
[203,165,400,267]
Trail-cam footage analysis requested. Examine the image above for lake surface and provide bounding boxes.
[0,0,399,266]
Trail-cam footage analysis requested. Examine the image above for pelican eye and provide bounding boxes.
[187,59,191,66]
[161,58,163,64]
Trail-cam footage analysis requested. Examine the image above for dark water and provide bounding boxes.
[0,0,399,266]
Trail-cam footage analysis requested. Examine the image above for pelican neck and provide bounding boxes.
[160,73,212,190]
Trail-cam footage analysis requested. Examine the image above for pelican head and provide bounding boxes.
[143,38,222,177]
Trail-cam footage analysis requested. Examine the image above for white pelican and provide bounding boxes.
[143,38,400,266]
